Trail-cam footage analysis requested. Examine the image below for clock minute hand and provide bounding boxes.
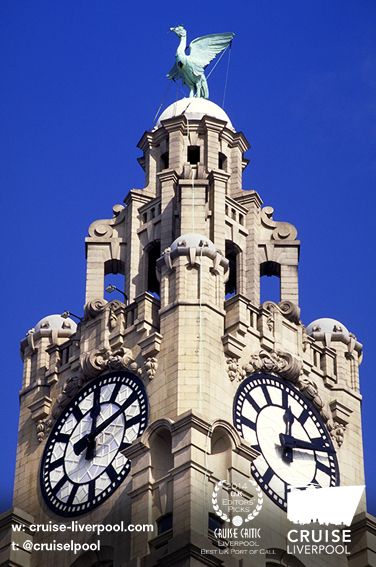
[280,433,335,454]
[73,392,137,456]
[282,407,295,463]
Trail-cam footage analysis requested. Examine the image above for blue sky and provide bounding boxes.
[1,0,375,514]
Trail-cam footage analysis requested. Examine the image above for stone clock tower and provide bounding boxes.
[1,96,375,567]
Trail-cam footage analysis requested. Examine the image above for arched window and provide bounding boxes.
[149,427,173,481]
[209,426,233,480]
[260,261,281,304]
[145,240,161,297]
[225,241,240,298]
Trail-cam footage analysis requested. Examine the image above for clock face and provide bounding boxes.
[233,373,339,510]
[41,371,148,516]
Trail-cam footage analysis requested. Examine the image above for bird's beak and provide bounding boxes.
[170,27,175,32]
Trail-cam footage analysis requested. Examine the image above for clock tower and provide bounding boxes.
[1,96,375,567]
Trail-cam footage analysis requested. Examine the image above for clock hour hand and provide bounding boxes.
[73,392,137,456]
[280,433,335,455]
[85,403,101,461]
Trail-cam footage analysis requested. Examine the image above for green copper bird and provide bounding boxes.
[167,26,235,99]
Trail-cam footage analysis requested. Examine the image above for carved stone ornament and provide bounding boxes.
[40,375,86,439]
[43,346,140,436]
[87,204,126,239]
[36,420,47,443]
[226,357,246,382]
[84,298,108,319]
[261,206,298,241]
[243,349,302,384]
[80,346,139,378]
[242,349,336,432]
[328,422,346,448]
[159,234,229,276]
[263,300,301,325]
[144,357,158,380]
[108,303,118,330]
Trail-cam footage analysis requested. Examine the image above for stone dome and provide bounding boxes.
[306,318,349,337]
[170,233,217,253]
[35,314,77,333]
[156,98,234,130]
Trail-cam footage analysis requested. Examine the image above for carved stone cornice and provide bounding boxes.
[156,169,180,185]
[228,131,251,153]
[160,115,187,134]
[234,190,263,210]
[201,115,227,134]
[208,170,231,184]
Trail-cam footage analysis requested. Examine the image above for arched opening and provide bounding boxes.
[104,259,126,302]
[260,261,281,304]
[225,241,240,298]
[145,240,161,298]
[209,426,233,480]
[149,427,173,481]
[211,427,232,455]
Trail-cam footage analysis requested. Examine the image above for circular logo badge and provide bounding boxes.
[212,479,263,526]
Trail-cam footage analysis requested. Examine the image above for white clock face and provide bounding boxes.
[41,371,148,516]
[233,373,339,510]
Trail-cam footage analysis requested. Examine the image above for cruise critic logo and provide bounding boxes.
[212,480,263,527]
[287,484,365,526]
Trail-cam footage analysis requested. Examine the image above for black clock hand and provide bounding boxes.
[85,391,101,461]
[282,407,294,463]
[280,433,335,454]
[74,391,138,456]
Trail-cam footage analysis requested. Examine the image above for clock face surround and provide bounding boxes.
[40,371,148,517]
[233,373,339,511]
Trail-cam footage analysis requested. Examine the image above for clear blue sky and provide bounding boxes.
[1,0,375,514]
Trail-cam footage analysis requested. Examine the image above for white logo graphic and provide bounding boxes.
[212,479,263,526]
[287,484,365,526]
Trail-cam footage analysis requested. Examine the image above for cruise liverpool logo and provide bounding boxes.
[287,484,365,526]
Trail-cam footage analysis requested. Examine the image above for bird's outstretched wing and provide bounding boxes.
[167,62,180,80]
[189,33,234,70]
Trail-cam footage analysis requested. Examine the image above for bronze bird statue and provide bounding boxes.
[167,26,235,98]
